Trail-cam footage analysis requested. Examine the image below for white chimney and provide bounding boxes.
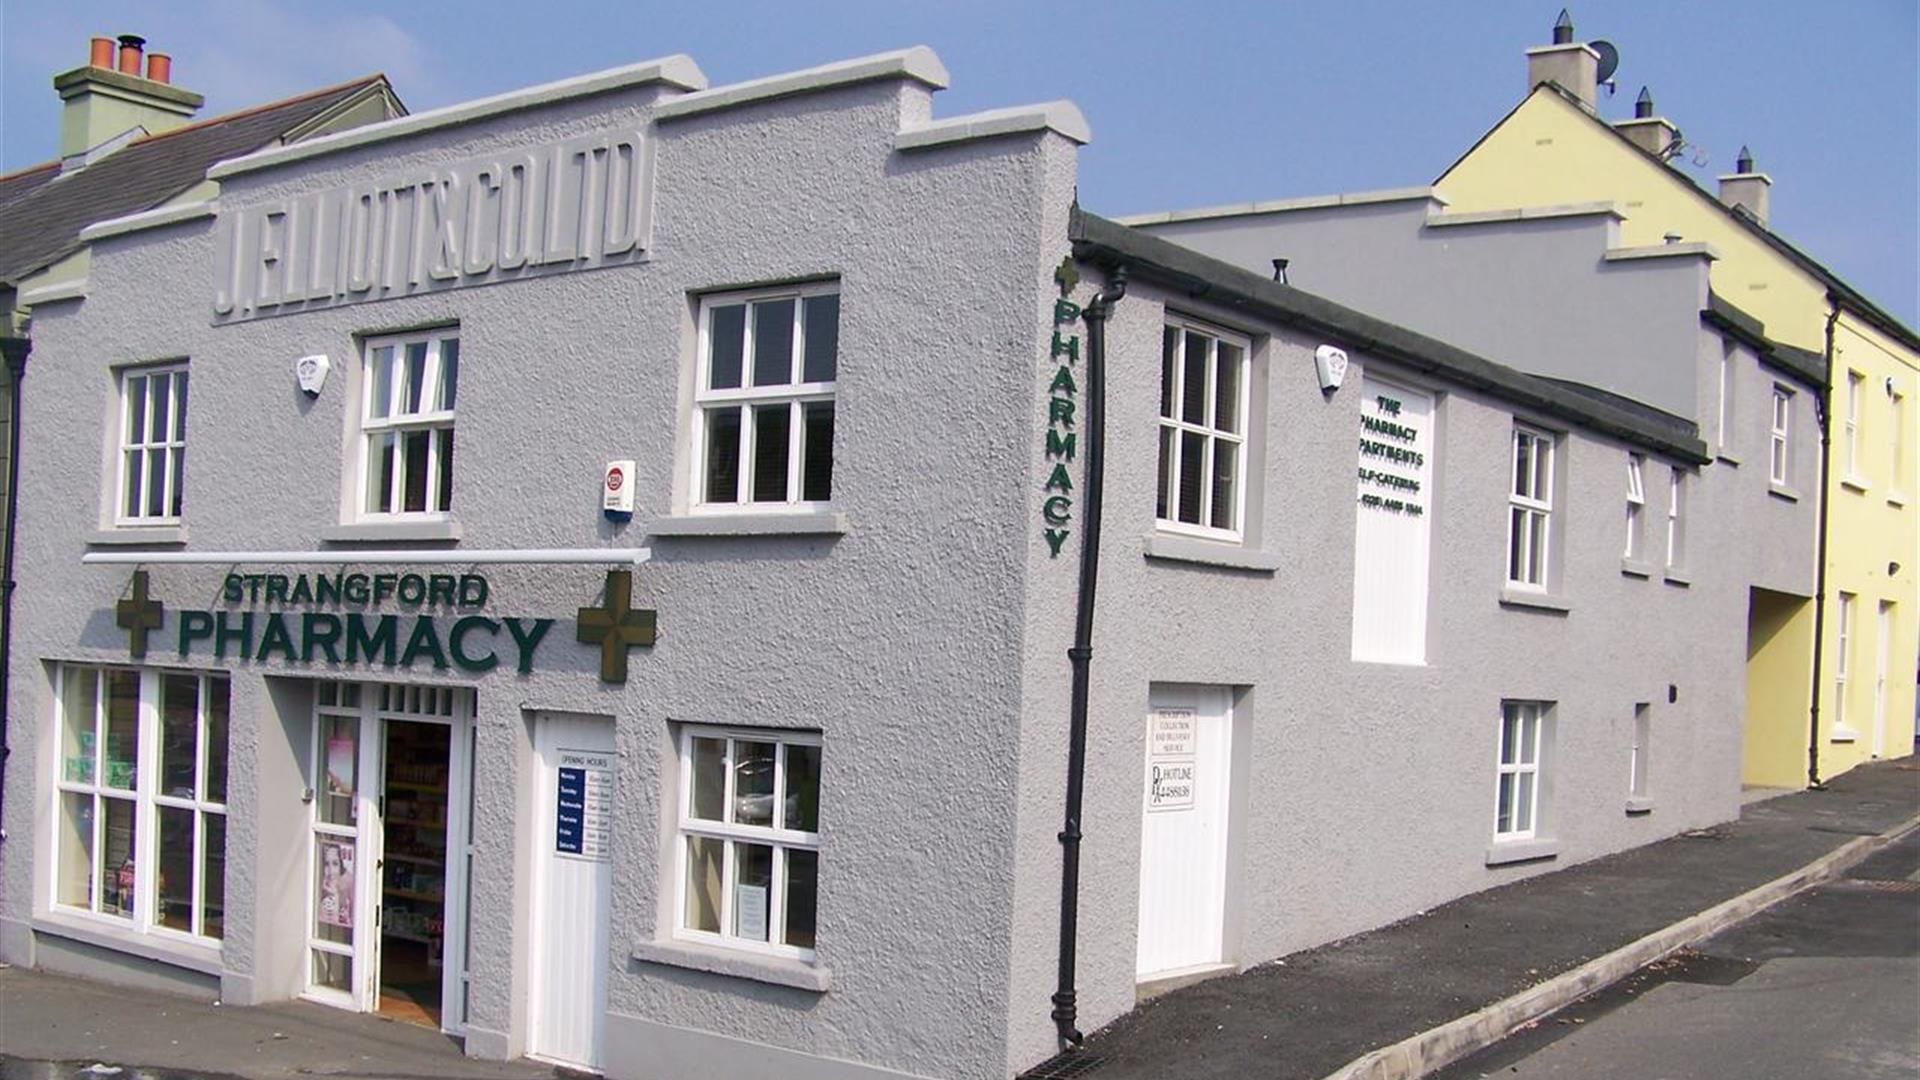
[1614,86,1680,160]
[1718,146,1772,225]
[1527,9,1599,110]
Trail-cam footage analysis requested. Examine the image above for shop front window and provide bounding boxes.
[675,726,821,958]
[53,666,228,940]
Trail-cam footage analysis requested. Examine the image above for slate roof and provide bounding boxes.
[0,75,390,287]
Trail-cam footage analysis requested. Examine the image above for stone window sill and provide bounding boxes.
[321,519,462,543]
[1621,558,1656,579]
[1663,568,1693,588]
[88,526,188,547]
[1715,450,1742,467]
[1625,797,1656,815]
[649,510,848,538]
[1142,533,1282,573]
[1499,588,1571,614]
[1830,726,1861,744]
[633,938,830,992]
[1485,837,1561,867]
[32,910,222,975]
[1768,482,1801,503]
[1839,475,1871,494]
[1888,492,1909,509]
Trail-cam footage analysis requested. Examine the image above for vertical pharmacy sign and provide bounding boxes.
[1350,376,1435,665]
[1042,256,1083,557]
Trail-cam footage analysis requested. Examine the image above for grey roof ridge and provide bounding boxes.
[1068,206,1711,466]
[208,55,708,181]
[1456,81,1917,352]
[1113,186,1442,227]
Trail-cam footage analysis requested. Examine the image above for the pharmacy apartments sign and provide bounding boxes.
[213,127,654,322]
[115,568,656,683]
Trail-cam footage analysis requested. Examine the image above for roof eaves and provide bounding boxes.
[1068,208,1710,465]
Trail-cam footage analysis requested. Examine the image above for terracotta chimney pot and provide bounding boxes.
[89,36,115,68]
[116,34,145,76]
[146,52,172,84]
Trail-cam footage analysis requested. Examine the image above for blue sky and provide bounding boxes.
[4,1,1914,322]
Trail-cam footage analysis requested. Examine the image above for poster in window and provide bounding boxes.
[326,737,355,797]
[318,839,355,929]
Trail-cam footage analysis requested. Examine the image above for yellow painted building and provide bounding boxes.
[1435,24,1917,787]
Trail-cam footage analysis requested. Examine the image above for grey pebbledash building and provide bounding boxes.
[0,45,1815,1080]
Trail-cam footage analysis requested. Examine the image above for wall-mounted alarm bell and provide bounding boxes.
[604,460,636,522]
[295,354,331,397]
[1315,344,1350,394]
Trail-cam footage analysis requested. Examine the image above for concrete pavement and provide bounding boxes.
[1055,759,1919,1080]
[1430,826,1920,1079]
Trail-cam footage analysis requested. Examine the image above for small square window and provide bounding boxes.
[675,726,821,958]
[116,365,189,524]
[356,330,458,518]
[693,285,839,510]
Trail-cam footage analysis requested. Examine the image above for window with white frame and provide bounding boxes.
[693,284,839,509]
[1845,370,1864,479]
[358,329,459,518]
[1624,454,1646,560]
[675,727,821,958]
[1156,319,1250,538]
[117,364,189,524]
[1629,703,1651,799]
[54,666,228,941]
[1665,467,1686,569]
[1506,426,1555,589]
[1891,390,1908,494]
[1770,387,1792,485]
[1495,701,1548,840]
[1834,591,1855,733]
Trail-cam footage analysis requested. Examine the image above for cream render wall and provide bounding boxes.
[1438,85,1918,781]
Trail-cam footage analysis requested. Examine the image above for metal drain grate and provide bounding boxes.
[1844,878,1920,893]
[1022,1048,1109,1079]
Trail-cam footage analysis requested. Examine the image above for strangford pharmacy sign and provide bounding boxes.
[213,126,654,322]
[114,568,657,683]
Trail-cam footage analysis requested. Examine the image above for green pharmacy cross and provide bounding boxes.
[1054,255,1080,297]
[116,570,165,660]
[576,568,657,683]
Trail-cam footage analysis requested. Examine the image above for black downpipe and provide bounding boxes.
[1051,264,1127,1047]
[1806,299,1840,789]
[0,335,29,826]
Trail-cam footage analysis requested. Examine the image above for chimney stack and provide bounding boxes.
[1614,86,1680,160]
[53,32,203,162]
[1718,146,1772,224]
[1526,9,1600,110]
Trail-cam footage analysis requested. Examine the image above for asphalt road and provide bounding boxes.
[1434,827,1920,1080]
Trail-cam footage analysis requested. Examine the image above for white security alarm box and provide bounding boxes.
[1315,345,1350,393]
[295,354,331,396]
[603,460,636,514]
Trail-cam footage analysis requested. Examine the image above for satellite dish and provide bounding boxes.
[1591,40,1621,86]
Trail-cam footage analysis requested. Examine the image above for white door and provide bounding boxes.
[1135,686,1233,979]
[530,712,616,1071]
